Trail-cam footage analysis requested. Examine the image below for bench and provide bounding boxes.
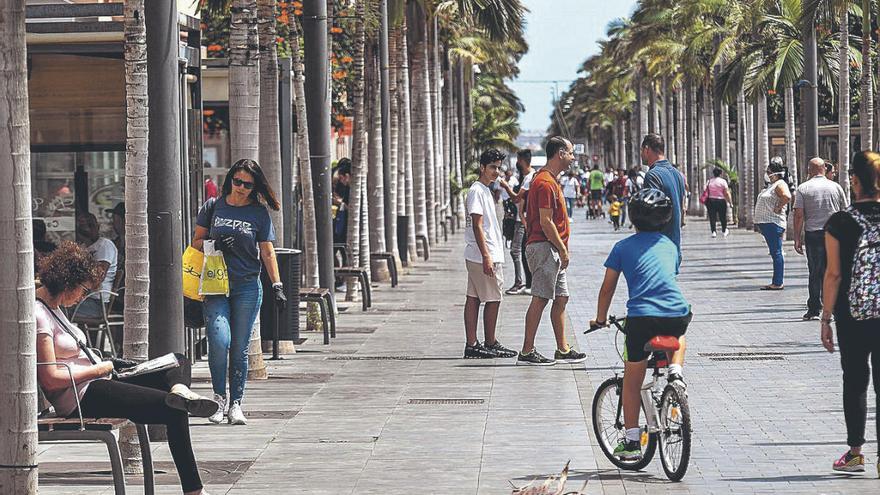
[299,287,335,344]
[415,234,430,261]
[37,362,155,495]
[334,266,372,311]
[371,252,398,287]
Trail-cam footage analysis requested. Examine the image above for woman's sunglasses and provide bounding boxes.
[232,177,255,190]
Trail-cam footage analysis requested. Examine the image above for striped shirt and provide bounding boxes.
[754,180,788,228]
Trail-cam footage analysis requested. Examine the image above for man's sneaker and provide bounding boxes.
[227,400,247,425]
[832,451,865,472]
[517,349,556,366]
[802,311,820,321]
[723,229,730,237]
[486,340,517,358]
[711,231,717,238]
[522,288,532,296]
[613,439,642,461]
[464,341,499,359]
[505,284,524,295]
[554,347,587,364]
[207,394,226,424]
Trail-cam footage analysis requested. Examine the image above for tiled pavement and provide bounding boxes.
[38,212,877,494]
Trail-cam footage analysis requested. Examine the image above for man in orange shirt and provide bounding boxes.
[518,136,587,366]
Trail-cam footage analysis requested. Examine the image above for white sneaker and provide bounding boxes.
[723,229,730,237]
[711,232,717,238]
[227,400,247,425]
[207,394,226,424]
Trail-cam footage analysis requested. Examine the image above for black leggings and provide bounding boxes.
[705,198,727,233]
[836,318,880,450]
[76,353,202,492]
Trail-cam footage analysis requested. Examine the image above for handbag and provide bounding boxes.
[182,198,217,327]
[198,240,229,296]
[699,184,709,204]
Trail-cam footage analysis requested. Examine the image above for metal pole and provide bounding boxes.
[280,58,293,249]
[379,0,393,252]
[302,0,335,295]
[145,0,184,357]
[803,14,819,157]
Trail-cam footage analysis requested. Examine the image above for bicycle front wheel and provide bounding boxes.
[658,382,691,481]
[591,376,656,470]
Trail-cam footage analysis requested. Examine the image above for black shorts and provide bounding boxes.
[623,312,692,362]
[590,190,603,201]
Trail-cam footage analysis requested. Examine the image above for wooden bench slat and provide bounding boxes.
[38,417,128,432]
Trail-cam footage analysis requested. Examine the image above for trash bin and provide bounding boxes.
[260,248,301,344]
[397,215,409,264]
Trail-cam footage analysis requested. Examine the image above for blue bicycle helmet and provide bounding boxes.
[628,188,672,231]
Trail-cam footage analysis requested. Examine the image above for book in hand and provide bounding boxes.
[115,353,180,380]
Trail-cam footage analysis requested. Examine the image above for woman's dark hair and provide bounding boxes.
[221,159,281,211]
[336,157,352,175]
[767,160,790,185]
[713,167,723,178]
[850,150,880,197]
[37,241,100,297]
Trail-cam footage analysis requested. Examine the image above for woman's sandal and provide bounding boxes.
[760,285,784,291]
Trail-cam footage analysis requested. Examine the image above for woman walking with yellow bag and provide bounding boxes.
[190,159,286,425]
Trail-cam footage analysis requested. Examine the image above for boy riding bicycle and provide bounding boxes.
[590,188,693,461]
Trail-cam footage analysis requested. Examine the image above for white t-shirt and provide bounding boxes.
[500,175,518,201]
[464,181,505,264]
[562,176,579,199]
[88,237,118,303]
[515,170,535,223]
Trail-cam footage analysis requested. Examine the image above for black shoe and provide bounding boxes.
[516,349,556,366]
[802,311,820,321]
[486,340,517,358]
[554,347,587,364]
[464,341,499,359]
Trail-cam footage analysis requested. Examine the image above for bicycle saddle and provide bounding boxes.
[643,335,680,353]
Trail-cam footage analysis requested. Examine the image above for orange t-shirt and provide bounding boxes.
[526,169,570,247]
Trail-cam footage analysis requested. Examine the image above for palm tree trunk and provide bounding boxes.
[651,82,660,134]
[346,0,367,299]
[720,101,730,166]
[408,15,430,244]
[431,19,445,236]
[387,27,400,261]
[120,0,150,473]
[676,83,686,176]
[784,85,798,185]
[258,0,284,243]
[840,7,852,198]
[396,25,417,262]
[704,84,716,161]
[366,48,389,279]
[862,0,873,150]
[289,16,319,288]
[737,91,749,227]
[617,119,627,169]
[230,0,266,380]
[639,75,649,141]
[758,94,770,179]
[0,1,37,491]
[688,81,700,215]
[665,78,676,164]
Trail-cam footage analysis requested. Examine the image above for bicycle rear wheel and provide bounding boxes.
[658,382,691,481]
[591,376,656,470]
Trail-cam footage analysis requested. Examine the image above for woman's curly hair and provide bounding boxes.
[37,241,100,297]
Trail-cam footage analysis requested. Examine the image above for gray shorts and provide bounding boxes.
[525,241,569,300]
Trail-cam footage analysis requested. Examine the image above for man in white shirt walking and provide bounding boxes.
[463,149,518,359]
[793,157,848,320]
[74,212,118,319]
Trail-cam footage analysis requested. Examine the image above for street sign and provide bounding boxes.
[573,143,585,155]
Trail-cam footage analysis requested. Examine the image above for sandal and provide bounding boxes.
[760,285,784,291]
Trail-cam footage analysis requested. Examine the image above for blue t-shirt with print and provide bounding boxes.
[196,196,276,284]
[644,159,685,254]
[604,232,689,318]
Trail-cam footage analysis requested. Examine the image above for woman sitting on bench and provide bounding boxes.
[36,241,217,495]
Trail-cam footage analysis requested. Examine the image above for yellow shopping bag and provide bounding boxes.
[182,246,205,301]
[199,240,229,296]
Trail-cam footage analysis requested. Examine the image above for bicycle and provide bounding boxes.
[584,315,692,481]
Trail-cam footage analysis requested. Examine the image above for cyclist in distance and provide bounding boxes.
[590,188,693,461]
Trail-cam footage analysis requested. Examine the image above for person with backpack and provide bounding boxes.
[821,150,880,475]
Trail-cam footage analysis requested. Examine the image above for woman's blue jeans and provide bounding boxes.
[204,278,263,403]
[565,197,575,218]
[757,223,785,287]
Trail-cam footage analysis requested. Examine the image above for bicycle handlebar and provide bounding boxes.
[584,315,622,334]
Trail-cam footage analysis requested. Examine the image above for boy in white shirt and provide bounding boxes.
[463,149,518,359]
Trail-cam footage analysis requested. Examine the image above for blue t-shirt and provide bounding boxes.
[196,196,276,284]
[644,160,685,254]
[604,232,689,318]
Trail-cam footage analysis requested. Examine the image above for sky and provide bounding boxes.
[512,0,639,134]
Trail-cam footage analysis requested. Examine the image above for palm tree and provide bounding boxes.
[407,2,434,246]
[0,0,37,491]
[120,0,151,473]
[258,0,284,242]
[839,4,851,198]
[346,0,367,300]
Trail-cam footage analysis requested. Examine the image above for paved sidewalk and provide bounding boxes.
[38,214,878,494]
